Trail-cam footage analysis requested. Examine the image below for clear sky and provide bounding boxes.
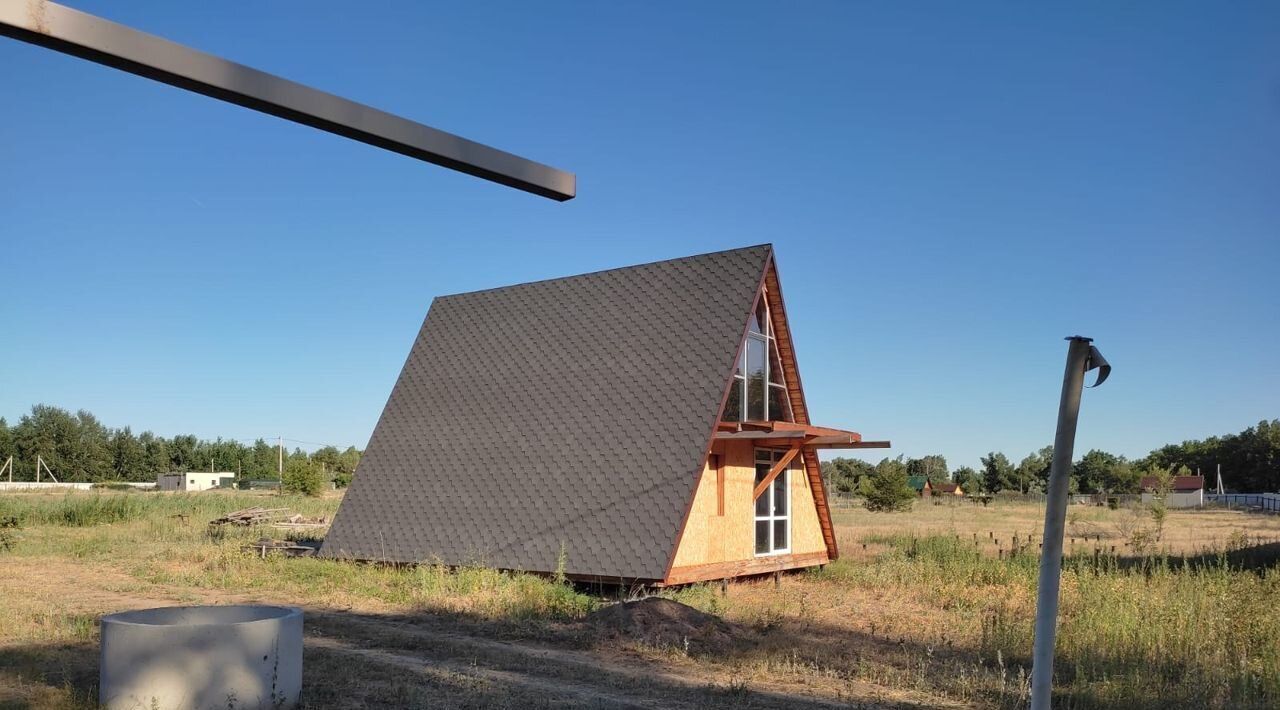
[2,1,1277,469]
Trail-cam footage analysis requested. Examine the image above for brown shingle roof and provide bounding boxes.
[1139,475,1204,492]
[320,245,773,580]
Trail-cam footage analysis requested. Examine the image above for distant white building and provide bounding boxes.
[157,471,234,492]
[1140,475,1205,509]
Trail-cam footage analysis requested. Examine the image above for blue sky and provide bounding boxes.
[2,1,1277,469]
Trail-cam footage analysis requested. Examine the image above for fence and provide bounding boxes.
[0,481,155,492]
[1206,493,1280,514]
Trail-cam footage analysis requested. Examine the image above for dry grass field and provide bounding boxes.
[2,490,1278,709]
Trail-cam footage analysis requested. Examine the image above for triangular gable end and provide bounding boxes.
[662,253,840,585]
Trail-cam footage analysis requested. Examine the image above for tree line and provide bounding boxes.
[0,404,361,485]
[822,419,1280,497]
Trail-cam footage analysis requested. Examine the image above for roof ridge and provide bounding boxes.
[435,243,773,300]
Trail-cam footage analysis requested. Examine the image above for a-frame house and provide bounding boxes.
[321,245,888,585]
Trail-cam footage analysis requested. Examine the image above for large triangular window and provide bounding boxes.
[722,288,793,422]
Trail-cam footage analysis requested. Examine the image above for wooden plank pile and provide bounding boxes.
[208,507,290,527]
[272,513,329,531]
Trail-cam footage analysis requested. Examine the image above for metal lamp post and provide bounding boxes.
[1030,336,1110,710]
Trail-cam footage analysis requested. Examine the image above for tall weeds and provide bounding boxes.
[818,532,1280,709]
[0,491,329,527]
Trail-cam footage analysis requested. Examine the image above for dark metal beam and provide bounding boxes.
[0,0,576,201]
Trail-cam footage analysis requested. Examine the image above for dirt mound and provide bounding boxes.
[585,597,745,652]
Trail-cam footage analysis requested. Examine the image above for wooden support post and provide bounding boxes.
[36,456,59,483]
[752,445,802,500]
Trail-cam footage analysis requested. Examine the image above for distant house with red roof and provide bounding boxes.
[1140,475,1204,508]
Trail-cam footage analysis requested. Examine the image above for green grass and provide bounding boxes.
[0,490,331,527]
[139,550,599,622]
[0,490,599,624]
[5,494,1278,709]
[810,532,1280,709]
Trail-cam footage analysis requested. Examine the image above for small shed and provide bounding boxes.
[157,472,234,492]
[907,476,932,497]
[1140,475,1204,508]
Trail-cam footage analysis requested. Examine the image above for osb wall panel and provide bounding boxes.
[789,453,827,556]
[671,441,826,568]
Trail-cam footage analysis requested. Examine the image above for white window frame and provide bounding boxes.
[754,448,792,556]
[728,289,791,422]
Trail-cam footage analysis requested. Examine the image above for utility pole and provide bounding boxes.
[278,436,284,476]
[1031,336,1110,710]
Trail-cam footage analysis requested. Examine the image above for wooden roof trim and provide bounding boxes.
[763,255,838,561]
[806,438,892,449]
[719,420,863,438]
[764,257,810,425]
[713,428,880,448]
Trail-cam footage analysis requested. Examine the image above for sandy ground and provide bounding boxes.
[5,496,1278,708]
[0,554,964,709]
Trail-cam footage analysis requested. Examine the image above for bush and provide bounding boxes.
[282,458,326,497]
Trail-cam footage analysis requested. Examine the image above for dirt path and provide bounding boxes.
[303,610,927,709]
[307,636,673,710]
[1,558,965,709]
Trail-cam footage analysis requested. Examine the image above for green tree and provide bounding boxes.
[139,432,170,476]
[952,465,982,494]
[11,405,109,481]
[248,439,278,479]
[1144,419,1280,492]
[1033,445,1054,490]
[907,455,949,486]
[0,417,12,465]
[1143,463,1180,540]
[110,427,147,480]
[980,452,1016,493]
[1,404,365,484]
[863,456,915,512]
[282,455,325,496]
[822,457,874,495]
[1015,449,1052,494]
[1072,449,1137,493]
[72,410,112,480]
[168,434,198,472]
